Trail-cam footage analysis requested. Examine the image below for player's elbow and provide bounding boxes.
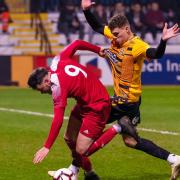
[146,48,164,59]
[72,39,82,45]
[156,53,164,59]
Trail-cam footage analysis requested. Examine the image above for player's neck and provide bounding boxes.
[122,33,135,47]
[128,32,135,41]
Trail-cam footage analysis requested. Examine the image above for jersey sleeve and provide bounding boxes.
[83,9,104,35]
[44,106,65,149]
[43,74,68,149]
[60,40,101,60]
[146,39,167,59]
[132,40,150,59]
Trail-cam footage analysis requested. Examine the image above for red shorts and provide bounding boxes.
[71,103,111,140]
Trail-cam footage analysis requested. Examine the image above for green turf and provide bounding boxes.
[0,86,180,180]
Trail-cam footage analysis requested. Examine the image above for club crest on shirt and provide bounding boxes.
[104,49,118,63]
[118,49,125,56]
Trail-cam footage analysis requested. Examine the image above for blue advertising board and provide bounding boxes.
[142,54,180,85]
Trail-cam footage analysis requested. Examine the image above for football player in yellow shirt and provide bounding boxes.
[82,0,180,179]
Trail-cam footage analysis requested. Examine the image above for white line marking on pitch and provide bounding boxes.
[0,107,179,136]
[137,127,179,136]
[0,107,68,119]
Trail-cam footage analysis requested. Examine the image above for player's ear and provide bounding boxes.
[126,25,130,33]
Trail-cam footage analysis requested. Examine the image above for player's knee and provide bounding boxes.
[123,136,137,148]
[76,145,87,155]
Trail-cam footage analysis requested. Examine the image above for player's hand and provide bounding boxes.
[81,0,96,10]
[162,23,180,41]
[99,47,106,57]
[33,147,49,164]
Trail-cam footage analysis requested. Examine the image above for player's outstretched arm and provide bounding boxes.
[33,107,65,164]
[82,0,105,35]
[43,107,65,149]
[146,23,180,59]
[60,40,101,59]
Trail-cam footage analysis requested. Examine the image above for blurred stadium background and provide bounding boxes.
[0,0,180,179]
[0,0,180,87]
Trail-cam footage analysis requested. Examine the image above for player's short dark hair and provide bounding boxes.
[27,67,48,89]
[108,14,130,31]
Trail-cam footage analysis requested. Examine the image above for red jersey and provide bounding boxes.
[44,40,110,149]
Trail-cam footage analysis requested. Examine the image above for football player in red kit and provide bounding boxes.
[28,40,137,180]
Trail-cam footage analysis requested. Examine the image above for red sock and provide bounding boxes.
[84,126,118,156]
[65,138,92,171]
[81,156,92,172]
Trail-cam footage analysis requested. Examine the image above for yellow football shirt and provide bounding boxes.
[104,26,150,103]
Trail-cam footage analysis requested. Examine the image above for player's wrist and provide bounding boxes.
[44,146,50,150]
[44,144,50,150]
[82,7,90,11]
[82,2,95,10]
[161,37,167,41]
[160,38,167,44]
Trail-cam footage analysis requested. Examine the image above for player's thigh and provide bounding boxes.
[107,101,141,125]
[64,104,82,142]
[76,112,106,154]
[107,104,125,124]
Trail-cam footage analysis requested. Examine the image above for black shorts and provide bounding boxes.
[107,98,141,126]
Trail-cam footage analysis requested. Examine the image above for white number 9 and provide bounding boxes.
[65,65,87,78]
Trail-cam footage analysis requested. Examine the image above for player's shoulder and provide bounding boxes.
[131,36,150,51]
[50,55,60,72]
[131,36,149,46]
[129,36,150,58]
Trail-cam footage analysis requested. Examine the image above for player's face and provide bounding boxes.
[111,26,130,47]
[36,74,52,94]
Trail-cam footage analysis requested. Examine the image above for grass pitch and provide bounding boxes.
[0,86,180,180]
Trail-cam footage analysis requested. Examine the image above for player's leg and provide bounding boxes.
[76,123,120,156]
[111,99,164,154]
[118,99,170,159]
[76,104,121,156]
[122,134,170,159]
[118,102,180,179]
[75,105,121,180]
[76,127,120,180]
[107,101,139,140]
[64,105,92,174]
[78,105,137,156]
[117,100,171,159]
[122,134,180,179]
[110,98,180,178]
